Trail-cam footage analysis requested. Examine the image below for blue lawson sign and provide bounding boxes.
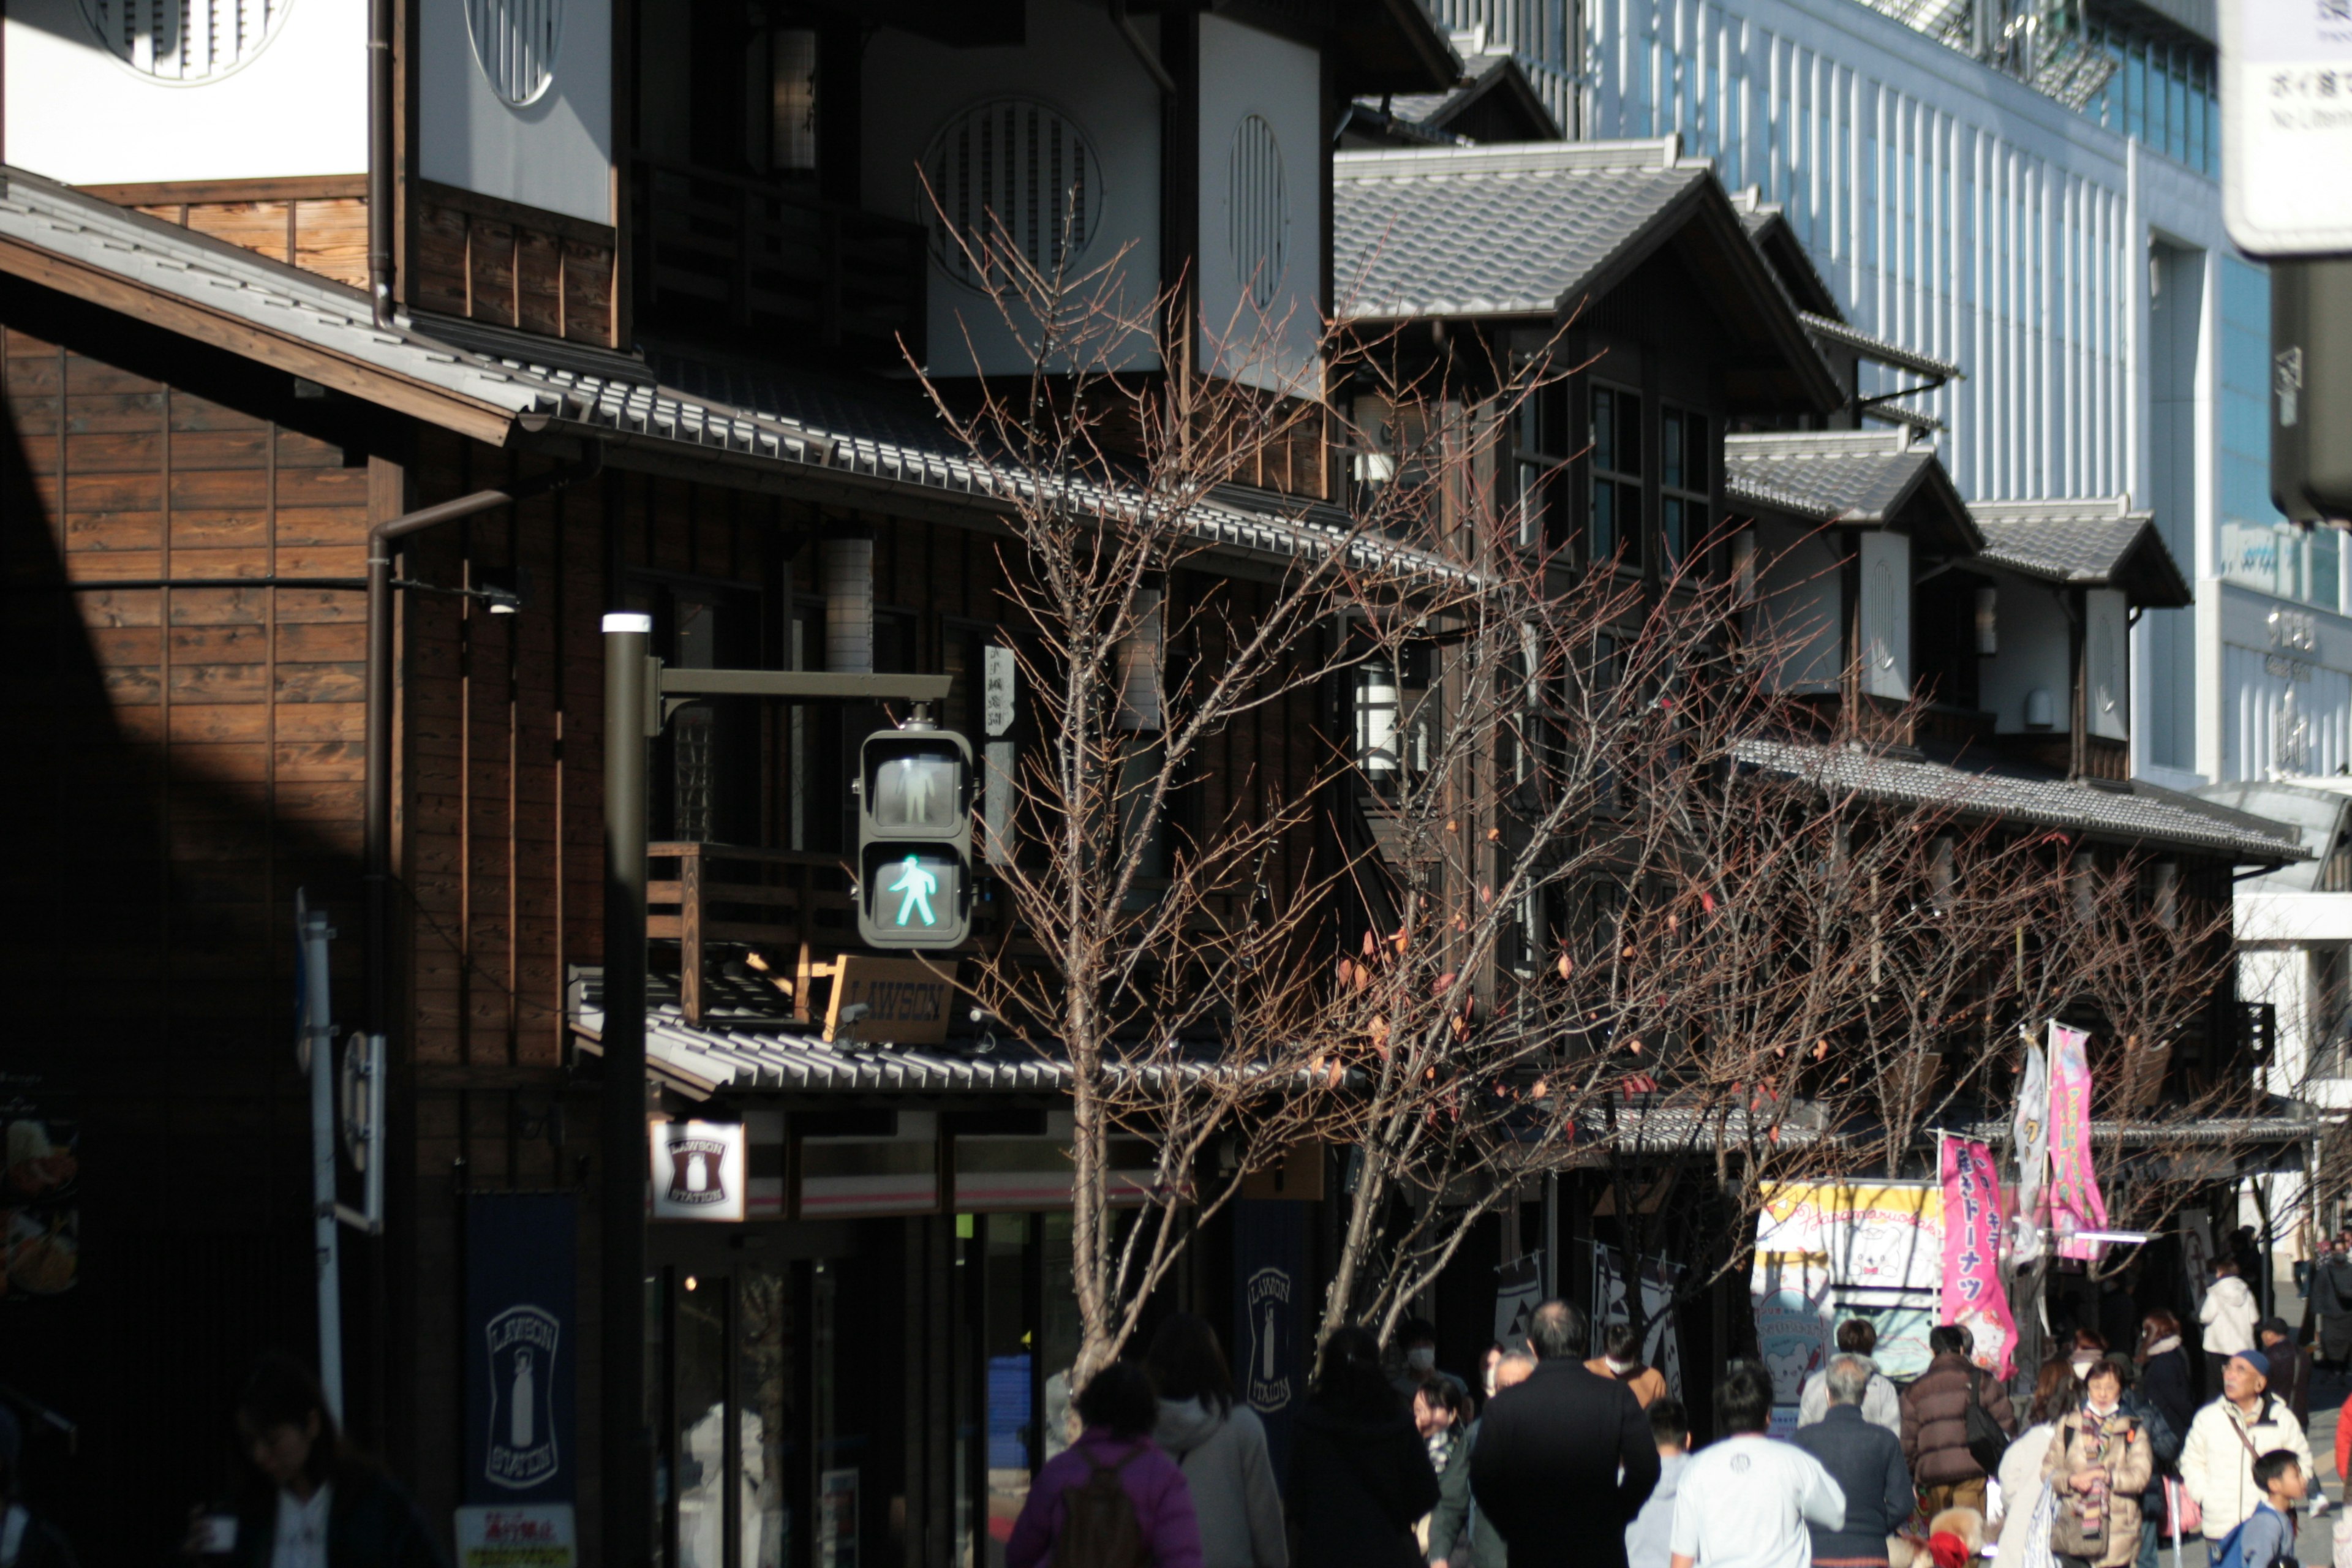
[465,1193,578,1505]
[1233,1200,1306,1483]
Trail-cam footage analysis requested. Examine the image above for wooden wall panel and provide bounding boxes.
[77,179,374,292]
[411,181,620,349]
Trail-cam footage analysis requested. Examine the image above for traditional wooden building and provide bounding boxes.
[0,3,1464,1564]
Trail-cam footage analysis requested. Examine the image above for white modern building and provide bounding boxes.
[1432,0,2336,792]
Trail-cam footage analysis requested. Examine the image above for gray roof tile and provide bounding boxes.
[1969,496,2190,606]
[0,166,1466,582]
[1725,429,1952,527]
[1335,140,1708,319]
[1735,736,2308,862]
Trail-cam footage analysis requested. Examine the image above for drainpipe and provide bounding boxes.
[363,450,605,1103]
[368,0,396,328]
[1107,0,1177,94]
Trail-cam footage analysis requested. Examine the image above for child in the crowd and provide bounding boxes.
[2234,1448,2307,1568]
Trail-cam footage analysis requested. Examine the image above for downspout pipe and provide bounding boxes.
[1108,0,1177,94]
[368,0,396,328]
[363,449,605,1076]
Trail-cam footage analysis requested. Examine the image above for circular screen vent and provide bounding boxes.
[78,0,293,83]
[1227,115,1289,310]
[921,98,1104,292]
[466,0,564,107]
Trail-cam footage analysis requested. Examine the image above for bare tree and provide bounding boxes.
[911,202,1512,1382]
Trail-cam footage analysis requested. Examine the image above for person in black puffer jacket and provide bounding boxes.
[1284,1325,1438,1568]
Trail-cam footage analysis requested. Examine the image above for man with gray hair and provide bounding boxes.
[1796,1319,1902,1435]
[1790,1354,1913,1568]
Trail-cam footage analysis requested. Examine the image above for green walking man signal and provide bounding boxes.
[854,724,974,949]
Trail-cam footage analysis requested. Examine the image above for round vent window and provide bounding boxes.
[78,0,293,83]
[1227,115,1289,310]
[921,98,1104,293]
[466,0,564,108]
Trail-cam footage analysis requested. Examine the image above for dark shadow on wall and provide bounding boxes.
[0,279,388,1564]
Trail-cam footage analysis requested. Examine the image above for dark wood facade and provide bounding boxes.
[0,234,1340,1557]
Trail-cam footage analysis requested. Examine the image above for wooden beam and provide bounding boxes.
[78,176,371,205]
[0,237,517,445]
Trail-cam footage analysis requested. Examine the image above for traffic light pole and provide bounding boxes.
[600,614,653,1568]
[598,654,959,1566]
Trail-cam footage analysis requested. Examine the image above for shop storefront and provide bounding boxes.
[635,1098,1270,1568]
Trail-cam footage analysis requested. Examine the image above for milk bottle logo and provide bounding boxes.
[666,1134,731,1207]
[484,1305,562,1490]
[1243,1267,1294,1411]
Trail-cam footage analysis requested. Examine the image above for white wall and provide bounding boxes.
[5,0,366,183]
[2087,587,2129,741]
[1754,518,1842,690]
[1196,13,1322,395]
[2217,582,2352,781]
[862,0,1163,376]
[418,0,614,225]
[1858,529,1909,701]
[1979,575,2071,734]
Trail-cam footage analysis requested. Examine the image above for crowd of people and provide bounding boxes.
[1008,1266,2351,1568]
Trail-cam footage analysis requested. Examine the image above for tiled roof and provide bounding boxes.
[1733,735,2310,862]
[1334,140,1710,319]
[1799,311,1964,382]
[0,165,1466,582]
[1724,428,1979,548]
[568,971,1332,1099]
[1969,496,2191,608]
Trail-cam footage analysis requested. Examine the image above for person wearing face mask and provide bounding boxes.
[1585,1321,1669,1409]
[1392,1321,1468,1403]
[2041,1357,2152,1568]
[2255,1318,2311,1425]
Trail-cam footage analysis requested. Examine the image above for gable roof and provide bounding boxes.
[1333,138,1841,413]
[1380,50,1563,143]
[1725,428,1981,551]
[1969,496,2192,608]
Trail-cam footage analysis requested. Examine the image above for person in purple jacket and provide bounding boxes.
[1008,1360,1205,1568]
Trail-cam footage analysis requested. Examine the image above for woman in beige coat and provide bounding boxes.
[2040,1358,2154,1568]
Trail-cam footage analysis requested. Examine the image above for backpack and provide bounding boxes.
[1052,1445,1152,1568]
[1964,1367,2012,1476]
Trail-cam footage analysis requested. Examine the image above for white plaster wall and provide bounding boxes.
[2087,587,2129,741]
[418,0,614,225]
[1753,518,1841,690]
[1858,529,1909,701]
[861,0,1163,376]
[1978,575,2070,733]
[5,0,366,183]
[1196,13,1322,396]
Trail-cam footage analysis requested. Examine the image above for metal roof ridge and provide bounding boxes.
[1969,495,2146,521]
[1725,428,1923,458]
[1334,137,1691,178]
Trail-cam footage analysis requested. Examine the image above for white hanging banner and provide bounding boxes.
[2014,1036,2051,1265]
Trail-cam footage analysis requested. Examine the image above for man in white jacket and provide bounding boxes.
[2179,1349,2315,1549]
[2201,1256,2261,1393]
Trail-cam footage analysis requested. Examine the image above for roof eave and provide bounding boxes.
[0,233,519,447]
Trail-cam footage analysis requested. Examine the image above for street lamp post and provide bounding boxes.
[600,613,652,1568]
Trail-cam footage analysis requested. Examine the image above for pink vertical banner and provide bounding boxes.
[2047,1022,2110,1262]
[1939,1138,2019,1378]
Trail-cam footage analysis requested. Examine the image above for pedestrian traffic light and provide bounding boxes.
[854,725,973,949]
